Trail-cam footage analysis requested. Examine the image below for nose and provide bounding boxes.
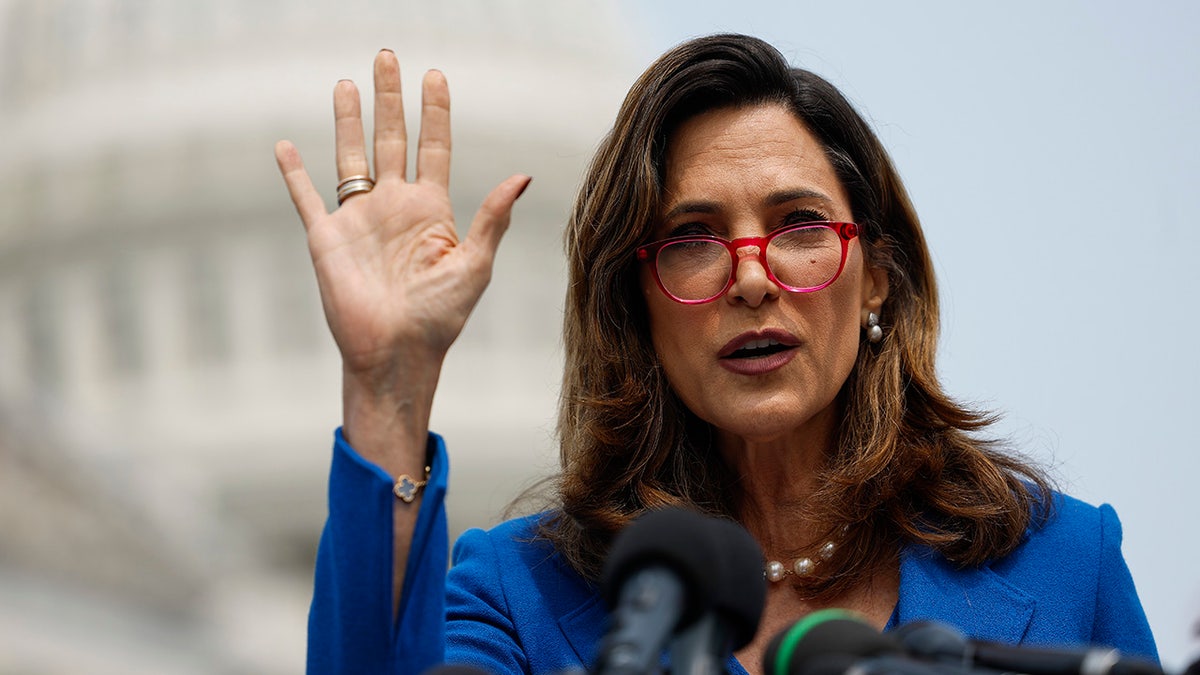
[726,244,780,307]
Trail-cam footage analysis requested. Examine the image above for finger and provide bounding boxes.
[373,49,407,181]
[464,175,532,257]
[334,80,370,182]
[415,69,451,187]
[275,140,328,228]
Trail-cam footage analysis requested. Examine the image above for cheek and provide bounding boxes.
[805,302,861,365]
[835,309,867,375]
[643,282,681,366]
[642,276,669,351]
[642,288,712,403]
[645,300,694,368]
[807,270,868,371]
[831,314,863,370]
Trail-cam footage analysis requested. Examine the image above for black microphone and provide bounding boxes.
[595,508,727,675]
[667,517,767,675]
[763,609,903,675]
[891,621,1164,675]
[762,610,978,675]
[784,653,968,675]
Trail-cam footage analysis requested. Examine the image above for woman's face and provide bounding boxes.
[642,104,888,451]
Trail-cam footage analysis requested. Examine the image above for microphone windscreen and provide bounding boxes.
[707,517,767,650]
[795,653,859,675]
[888,621,969,661]
[601,507,725,620]
[764,609,898,675]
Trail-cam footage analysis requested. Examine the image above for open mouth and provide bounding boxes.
[725,338,794,359]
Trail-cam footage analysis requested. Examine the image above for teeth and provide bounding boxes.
[741,338,781,351]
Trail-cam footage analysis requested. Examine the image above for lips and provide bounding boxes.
[726,337,791,359]
[718,329,800,360]
[717,330,799,376]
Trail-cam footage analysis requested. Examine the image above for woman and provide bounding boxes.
[275,34,1156,675]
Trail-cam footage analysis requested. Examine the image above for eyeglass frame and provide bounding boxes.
[635,220,861,305]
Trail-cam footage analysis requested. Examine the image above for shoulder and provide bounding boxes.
[1041,491,1118,539]
[990,492,1154,658]
[449,512,596,614]
[988,492,1152,646]
[451,513,557,569]
[988,487,1118,588]
[446,512,602,673]
[898,491,1125,646]
[992,491,1119,578]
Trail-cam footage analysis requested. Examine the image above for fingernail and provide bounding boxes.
[515,176,532,199]
[379,48,394,54]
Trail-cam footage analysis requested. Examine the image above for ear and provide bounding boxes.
[860,263,889,323]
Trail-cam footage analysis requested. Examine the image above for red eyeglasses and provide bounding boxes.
[636,221,860,304]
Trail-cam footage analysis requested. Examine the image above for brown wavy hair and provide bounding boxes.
[542,33,1052,598]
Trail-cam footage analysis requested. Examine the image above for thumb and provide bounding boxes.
[464,174,532,259]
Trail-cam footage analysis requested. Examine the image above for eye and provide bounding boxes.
[667,221,713,238]
[781,208,831,227]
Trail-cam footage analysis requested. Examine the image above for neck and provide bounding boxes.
[715,407,837,554]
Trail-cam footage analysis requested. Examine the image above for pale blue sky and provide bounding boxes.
[619,1,1200,667]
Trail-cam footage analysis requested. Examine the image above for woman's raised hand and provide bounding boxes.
[275,50,529,464]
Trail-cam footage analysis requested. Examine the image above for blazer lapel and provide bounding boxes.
[896,544,1036,644]
[558,592,608,667]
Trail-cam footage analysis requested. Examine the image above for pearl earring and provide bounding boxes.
[866,312,883,343]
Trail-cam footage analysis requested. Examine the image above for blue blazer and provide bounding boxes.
[308,430,1157,674]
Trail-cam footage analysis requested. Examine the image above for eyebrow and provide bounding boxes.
[766,188,833,207]
[662,188,833,220]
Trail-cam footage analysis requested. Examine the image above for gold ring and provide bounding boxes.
[336,175,375,206]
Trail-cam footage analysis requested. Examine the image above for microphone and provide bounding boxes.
[890,621,1165,675]
[763,609,902,675]
[667,517,767,675]
[595,508,728,675]
[763,610,976,675]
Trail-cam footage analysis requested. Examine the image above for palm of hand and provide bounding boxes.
[308,180,475,372]
[275,51,529,382]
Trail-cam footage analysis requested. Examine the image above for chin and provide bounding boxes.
[709,397,835,444]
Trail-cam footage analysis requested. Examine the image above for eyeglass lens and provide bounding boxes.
[655,225,842,301]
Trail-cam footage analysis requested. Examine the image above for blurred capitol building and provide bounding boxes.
[0,1,638,672]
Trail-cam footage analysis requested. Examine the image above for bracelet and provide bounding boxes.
[393,465,432,503]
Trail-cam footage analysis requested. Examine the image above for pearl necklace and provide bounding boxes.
[763,526,847,583]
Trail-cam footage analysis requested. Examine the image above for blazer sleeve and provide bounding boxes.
[1091,503,1158,661]
[307,428,451,675]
